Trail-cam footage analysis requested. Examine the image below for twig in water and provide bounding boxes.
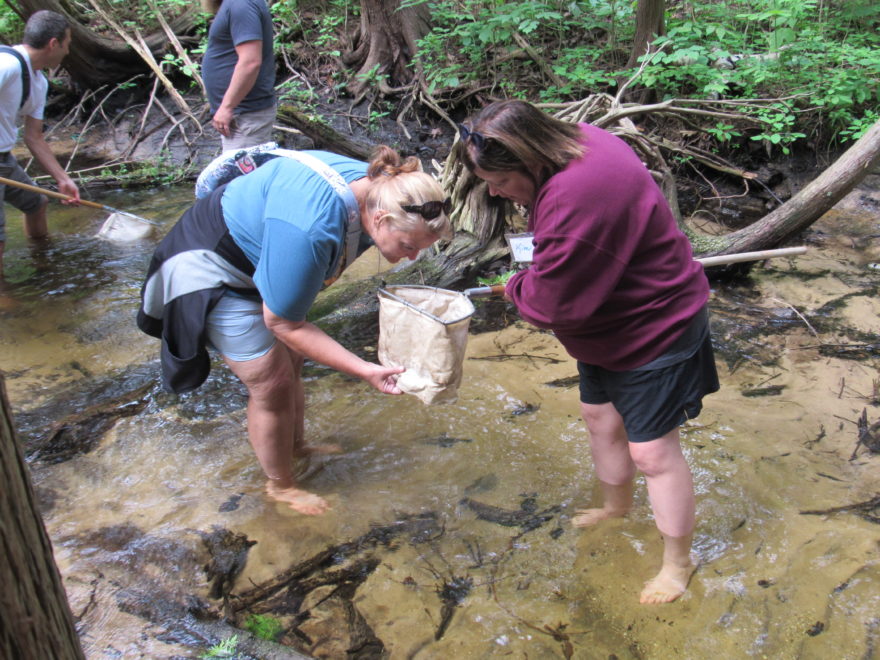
[469,353,565,364]
[770,297,819,338]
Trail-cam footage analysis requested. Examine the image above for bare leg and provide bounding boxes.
[223,343,329,515]
[24,201,48,239]
[630,429,697,604]
[286,352,341,460]
[572,402,636,527]
[0,241,15,311]
[572,480,634,527]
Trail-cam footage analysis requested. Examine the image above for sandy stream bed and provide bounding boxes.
[4,180,879,659]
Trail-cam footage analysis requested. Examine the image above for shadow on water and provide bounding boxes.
[3,180,880,658]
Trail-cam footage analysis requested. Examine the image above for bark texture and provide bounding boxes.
[16,0,197,90]
[625,0,666,70]
[0,375,85,660]
[343,0,431,98]
[277,103,373,160]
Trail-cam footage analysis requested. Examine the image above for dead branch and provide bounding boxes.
[769,297,819,338]
[123,77,163,160]
[86,0,199,123]
[648,134,757,179]
[801,494,880,518]
[147,0,207,98]
[512,32,565,89]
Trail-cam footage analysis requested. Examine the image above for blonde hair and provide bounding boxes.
[365,146,453,240]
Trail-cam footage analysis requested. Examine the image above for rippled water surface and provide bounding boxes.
[2,181,879,659]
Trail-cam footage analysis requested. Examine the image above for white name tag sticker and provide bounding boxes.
[505,232,535,263]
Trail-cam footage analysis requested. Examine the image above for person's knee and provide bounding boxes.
[629,435,685,477]
[581,401,624,438]
[236,350,297,405]
[246,370,295,408]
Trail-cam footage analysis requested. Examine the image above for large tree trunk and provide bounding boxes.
[343,0,431,99]
[0,375,85,660]
[704,117,880,255]
[625,0,666,70]
[620,0,665,103]
[15,0,198,90]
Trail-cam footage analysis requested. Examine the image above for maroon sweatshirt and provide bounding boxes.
[506,123,709,371]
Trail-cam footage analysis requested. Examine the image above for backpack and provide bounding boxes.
[0,45,30,109]
[194,141,280,198]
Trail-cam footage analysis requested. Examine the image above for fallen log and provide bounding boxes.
[276,104,372,160]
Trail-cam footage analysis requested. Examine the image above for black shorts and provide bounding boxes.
[578,314,720,442]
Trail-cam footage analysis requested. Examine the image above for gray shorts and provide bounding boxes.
[220,103,277,153]
[0,153,46,242]
[205,292,276,362]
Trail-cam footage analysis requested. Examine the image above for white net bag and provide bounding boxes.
[377,285,475,405]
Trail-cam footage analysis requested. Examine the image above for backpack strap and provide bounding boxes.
[0,46,30,109]
[279,150,362,286]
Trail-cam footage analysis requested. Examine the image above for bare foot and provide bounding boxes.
[265,480,330,515]
[639,561,697,604]
[571,506,628,528]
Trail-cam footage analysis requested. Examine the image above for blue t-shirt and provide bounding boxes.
[202,0,275,114]
[221,153,368,321]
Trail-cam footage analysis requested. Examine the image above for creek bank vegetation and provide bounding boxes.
[1,0,878,261]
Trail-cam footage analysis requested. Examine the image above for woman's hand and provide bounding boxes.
[363,363,405,394]
[266,310,407,395]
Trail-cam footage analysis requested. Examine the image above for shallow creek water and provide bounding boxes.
[2,179,880,659]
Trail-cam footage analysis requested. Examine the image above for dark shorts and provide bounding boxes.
[578,311,720,442]
[0,153,46,242]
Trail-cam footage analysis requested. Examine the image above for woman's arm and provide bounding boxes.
[264,305,405,394]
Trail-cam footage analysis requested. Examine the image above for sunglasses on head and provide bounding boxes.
[458,123,487,151]
[401,197,452,220]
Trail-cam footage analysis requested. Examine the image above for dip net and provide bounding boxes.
[377,285,475,405]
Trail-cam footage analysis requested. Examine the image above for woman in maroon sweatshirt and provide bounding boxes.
[459,100,719,604]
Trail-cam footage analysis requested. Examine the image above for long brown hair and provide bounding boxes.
[458,100,585,187]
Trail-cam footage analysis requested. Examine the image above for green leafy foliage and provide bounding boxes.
[200,634,239,659]
[0,4,22,44]
[411,0,590,95]
[276,78,318,111]
[242,613,284,641]
[638,1,880,150]
[402,0,879,153]
[477,270,515,286]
